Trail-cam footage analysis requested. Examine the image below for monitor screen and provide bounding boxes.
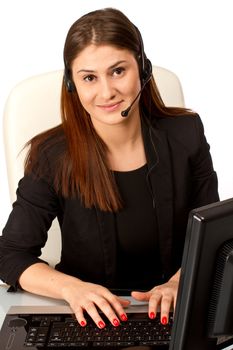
[169,197,233,350]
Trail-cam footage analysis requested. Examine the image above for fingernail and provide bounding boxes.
[121,314,128,321]
[98,321,105,328]
[149,312,155,319]
[80,320,86,327]
[113,318,120,327]
[161,316,168,325]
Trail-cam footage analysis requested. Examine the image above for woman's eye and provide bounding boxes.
[113,67,125,76]
[84,75,95,82]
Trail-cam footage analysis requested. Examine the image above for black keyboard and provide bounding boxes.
[22,313,173,348]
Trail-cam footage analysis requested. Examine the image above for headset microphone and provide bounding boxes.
[121,64,152,117]
[121,87,145,117]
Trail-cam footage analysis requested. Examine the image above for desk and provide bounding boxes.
[1,284,233,350]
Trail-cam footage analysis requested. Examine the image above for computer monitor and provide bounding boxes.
[170,197,233,350]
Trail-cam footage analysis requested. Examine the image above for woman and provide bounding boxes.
[0,8,219,329]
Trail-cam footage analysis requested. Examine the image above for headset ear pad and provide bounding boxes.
[141,58,152,86]
[64,69,76,93]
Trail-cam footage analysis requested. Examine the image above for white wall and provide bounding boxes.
[1,0,233,230]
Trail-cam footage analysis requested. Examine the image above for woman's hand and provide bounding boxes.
[131,269,180,324]
[61,280,130,328]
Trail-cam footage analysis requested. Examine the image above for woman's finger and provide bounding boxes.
[96,290,130,324]
[73,305,87,327]
[116,296,131,307]
[159,293,173,324]
[91,293,121,327]
[106,294,129,322]
[148,289,162,319]
[131,290,151,301]
[82,299,107,328]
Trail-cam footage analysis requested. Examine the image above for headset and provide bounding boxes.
[135,25,152,87]
[63,66,76,93]
[63,25,152,93]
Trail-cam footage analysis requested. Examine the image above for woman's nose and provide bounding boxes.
[100,78,115,100]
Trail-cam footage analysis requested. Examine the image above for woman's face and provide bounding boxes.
[71,44,141,127]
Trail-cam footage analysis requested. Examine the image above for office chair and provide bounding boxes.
[3,67,185,266]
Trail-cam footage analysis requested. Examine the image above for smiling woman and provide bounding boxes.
[71,45,141,130]
[0,7,219,331]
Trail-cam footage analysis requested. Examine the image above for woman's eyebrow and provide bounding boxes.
[108,60,127,69]
[77,60,127,74]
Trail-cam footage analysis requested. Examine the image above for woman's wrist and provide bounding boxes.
[60,276,84,300]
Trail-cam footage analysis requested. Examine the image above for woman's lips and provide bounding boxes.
[97,101,123,112]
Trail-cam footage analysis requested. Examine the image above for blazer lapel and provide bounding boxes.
[142,121,174,278]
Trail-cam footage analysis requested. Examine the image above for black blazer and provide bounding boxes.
[0,114,219,288]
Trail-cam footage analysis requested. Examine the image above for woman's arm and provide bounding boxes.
[0,174,58,287]
[19,262,130,328]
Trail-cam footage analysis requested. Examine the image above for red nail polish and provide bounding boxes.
[121,314,127,322]
[149,312,155,319]
[113,318,120,327]
[98,321,105,328]
[80,320,86,327]
[161,316,168,325]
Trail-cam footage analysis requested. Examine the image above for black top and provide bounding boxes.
[114,164,161,290]
[0,115,219,289]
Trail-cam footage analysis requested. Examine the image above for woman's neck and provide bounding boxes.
[93,112,141,147]
[93,115,146,171]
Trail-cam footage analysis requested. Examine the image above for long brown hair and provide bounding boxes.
[25,8,194,212]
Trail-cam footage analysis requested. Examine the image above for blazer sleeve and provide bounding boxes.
[0,174,59,287]
[189,115,219,209]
